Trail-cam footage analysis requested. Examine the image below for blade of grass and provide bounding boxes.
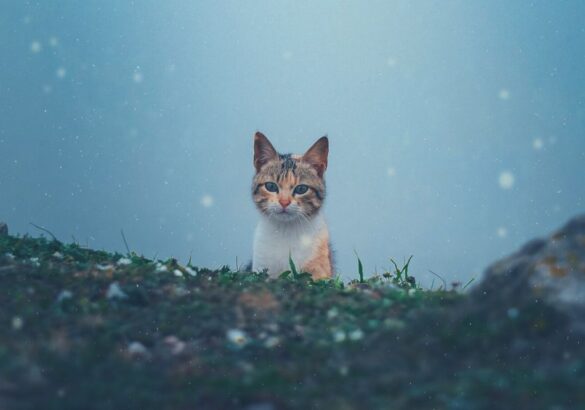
[354,251,365,283]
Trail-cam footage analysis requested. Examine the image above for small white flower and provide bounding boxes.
[498,88,510,100]
[498,171,515,190]
[96,264,114,271]
[29,257,40,267]
[227,329,249,348]
[408,288,417,297]
[106,282,128,299]
[52,251,64,259]
[200,194,214,208]
[116,257,132,266]
[184,266,197,277]
[56,67,67,79]
[12,316,24,330]
[332,330,346,343]
[173,269,183,277]
[349,329,364,341]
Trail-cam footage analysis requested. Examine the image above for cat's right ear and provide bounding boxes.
[254,132,278,173]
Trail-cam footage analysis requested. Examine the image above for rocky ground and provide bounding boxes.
[1,216,584,410]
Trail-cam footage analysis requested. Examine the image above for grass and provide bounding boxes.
[1,233,584,410]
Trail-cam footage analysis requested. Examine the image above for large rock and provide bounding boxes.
[0,222,7,236]
[477,214,585,330]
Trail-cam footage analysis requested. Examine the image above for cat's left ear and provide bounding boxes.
[302,136,329,178]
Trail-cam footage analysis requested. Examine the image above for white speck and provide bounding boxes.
[227,329,249,348]
[128,341,149,356]
[96,263,114,271]
[496,227,508,238]
[52,251,64,259]
[132,71,143,83]
[282,50,293,60]
[155,262,168,273]
[532,138,544,150]
[332,330,347,343]
[30,41,42,53]
[349,329,364,341]
[56,67,67,79]
[300,234,312,248]
[507,307,519,319]
[173,269,183,277]
[48,36,58,47]
[498,89,510,100]
[57,290,73,302]
[386,57,397,67]
[184,266,197,277]
[548,136,557,145]
[201,194,214,208]
[12,316,24,330]
[29,257,40,267]
[339,365,349,376]
[106,282,128,299]
[117,257,132,266]
[5,253,15,260]
[386,167,396,177]
[42,84,52,94]
[498,171,515,190]
[264,336,280,349]
[408,288,417,297]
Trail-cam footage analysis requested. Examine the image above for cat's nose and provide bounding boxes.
[279,198,291,208]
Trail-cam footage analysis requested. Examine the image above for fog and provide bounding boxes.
[1,1,584,285]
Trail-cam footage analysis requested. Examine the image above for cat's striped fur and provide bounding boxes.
[252,132,333,279]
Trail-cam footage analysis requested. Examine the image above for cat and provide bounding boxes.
[252,132,333,279]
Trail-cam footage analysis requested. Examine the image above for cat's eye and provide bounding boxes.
[264,182,279,193]
[293,184,309,195]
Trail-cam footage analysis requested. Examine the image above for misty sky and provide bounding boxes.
[1,1,584,285]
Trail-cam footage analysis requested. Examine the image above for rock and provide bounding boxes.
[477,214,585,331]
[0,222,7,236]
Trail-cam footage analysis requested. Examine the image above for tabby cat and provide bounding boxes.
[252,132,333,279]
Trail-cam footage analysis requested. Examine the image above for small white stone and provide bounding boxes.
[184,266,197,277]
[333,330,346,343]
[106,282,128,299]
[349,329,364,341]
[29,257,40,267]
[227,329,249,347]
[128,341,148,356]
[408,288,417,297]
[327,308,339,319]
[155,262,168,273]
[57,290,73,302]
[12,316,24,330]
[264,336,280,349]
[116,257,132,266]
[96,263,114,271]
[52,251,64,259]
[174,269,183,277]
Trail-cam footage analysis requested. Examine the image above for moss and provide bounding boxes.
[0,234,583,409]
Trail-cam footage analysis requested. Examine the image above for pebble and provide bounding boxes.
[106,282,128,299]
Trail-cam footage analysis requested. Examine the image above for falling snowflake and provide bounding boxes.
[201,194,214,208]
[498,89,510,100]
[30,41,42,53]
[498,171,515,190]
[56,67,67,79]
[386,167,396,177]
[48,36,59,47]
[282,51,293,61]
[132,67,143,83]
[532,138,544,150]
[386,57,397,67]
[496,227,508,238]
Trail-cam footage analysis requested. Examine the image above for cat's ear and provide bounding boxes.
[254,132,278,173]
[302,136,329,177]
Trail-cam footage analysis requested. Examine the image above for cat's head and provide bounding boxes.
[252,132,328,223]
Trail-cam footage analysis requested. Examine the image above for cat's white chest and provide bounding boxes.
[253,215,325,277]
